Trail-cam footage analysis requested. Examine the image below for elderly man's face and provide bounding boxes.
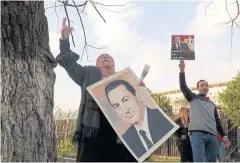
[98,54,114,68]
[107,85,144,125]
[175,37,181,43]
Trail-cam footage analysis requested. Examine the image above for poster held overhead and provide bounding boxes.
[171,35,195,60]
[87,67,179,162]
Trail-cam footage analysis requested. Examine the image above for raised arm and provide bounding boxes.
[179,60,195,102]
[56,18,85,87]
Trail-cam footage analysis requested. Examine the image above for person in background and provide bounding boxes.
[56,17,136,162]
[216,106,229,162]
[174,107,193,162]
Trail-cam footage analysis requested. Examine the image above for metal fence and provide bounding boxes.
[54,118,76,145]
[153,135,179,157]
[54,119,240,161]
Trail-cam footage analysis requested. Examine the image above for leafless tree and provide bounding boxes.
[45,0,131,61]
[205,0,240,63]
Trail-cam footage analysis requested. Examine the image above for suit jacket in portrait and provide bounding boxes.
[122,107,174,158]
[171,42,190,52]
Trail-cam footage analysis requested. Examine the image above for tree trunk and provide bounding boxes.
[1,1,57,162]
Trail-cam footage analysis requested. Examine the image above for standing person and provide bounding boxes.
[216,106,229,162]
[178,59,230,162]
[174,107,193,162]
[56,17,136,162]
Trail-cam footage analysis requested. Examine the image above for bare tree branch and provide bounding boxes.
[73,1,87,44]
[97,4,130,13]
[72,0,89,61]
[81,1,88,13]
[45,4,64,9]
[224,0,240,63]
[205,0,214,15]
[90,1,106,23]
[87,44,109,49]
[72,0,110,62]
[93,0,131,7]
[210,0,240,63]
[228,1,237,6]
[55,1,60,32]
[62,0,76,47]
[57,0,87,7]
[46,0,129,61]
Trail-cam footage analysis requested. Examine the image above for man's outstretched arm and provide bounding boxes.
[179,59,195,102]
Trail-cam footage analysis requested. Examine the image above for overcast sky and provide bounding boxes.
[44,0,240,112]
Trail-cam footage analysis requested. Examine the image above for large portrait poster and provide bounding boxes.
[87,67,179,162]
[171,35,195,60]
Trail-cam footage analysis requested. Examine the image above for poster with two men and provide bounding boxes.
[87,67,179,162]
[171,35,195,60]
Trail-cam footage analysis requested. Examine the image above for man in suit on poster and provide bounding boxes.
[171,36,190,52]
[104,79,174,158]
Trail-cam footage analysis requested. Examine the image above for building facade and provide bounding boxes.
[156,81,229,115]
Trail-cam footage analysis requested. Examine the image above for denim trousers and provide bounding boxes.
[190,131,218,162]
[217,141,227,162]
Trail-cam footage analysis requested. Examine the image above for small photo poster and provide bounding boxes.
[171,35,195,60]
[87,67,179,162]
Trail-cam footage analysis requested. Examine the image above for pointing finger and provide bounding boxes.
[62,17,66,28]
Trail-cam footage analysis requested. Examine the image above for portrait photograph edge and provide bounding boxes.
[86,67,180,162]
[128,68,180,161]
[86,67,131,91]
[86,67,141,161]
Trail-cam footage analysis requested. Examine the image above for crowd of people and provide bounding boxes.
[56,17,232,162]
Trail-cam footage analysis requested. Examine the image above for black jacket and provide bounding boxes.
[122,108,174,159]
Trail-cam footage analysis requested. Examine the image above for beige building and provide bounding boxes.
[155,81,229,115]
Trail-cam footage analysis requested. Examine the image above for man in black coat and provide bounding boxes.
[105,80,175,158]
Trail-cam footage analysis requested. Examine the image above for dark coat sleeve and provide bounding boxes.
[214,107,226,137]
[173,118,182,141]
[179,72,196,102]
[56,39,85,87]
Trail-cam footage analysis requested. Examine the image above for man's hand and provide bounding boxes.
[138,81,145,87]
[223,136,231,148]
[61,17,73,40]
[179,59,185,72]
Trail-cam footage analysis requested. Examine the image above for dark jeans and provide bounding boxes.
[217,141,227,162]
[190,131,218,162]
[177,136,193,162]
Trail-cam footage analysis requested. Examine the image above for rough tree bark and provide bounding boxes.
[1,1,57,162]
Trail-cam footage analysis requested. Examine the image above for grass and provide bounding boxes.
[148,155,180,162]
[58,151,180,162]
[57,139,180,162]
[58,151,77,158]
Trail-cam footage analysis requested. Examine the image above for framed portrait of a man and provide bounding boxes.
[171,35,195,60]
[87,67,179,162]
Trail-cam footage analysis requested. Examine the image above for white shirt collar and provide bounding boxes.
[134,107,148,131]
[134,107,154,150]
